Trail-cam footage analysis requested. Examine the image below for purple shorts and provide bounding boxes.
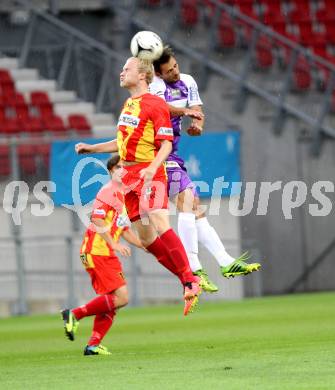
[166,160,198,198]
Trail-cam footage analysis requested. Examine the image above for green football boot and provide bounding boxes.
[193,269,218,293]
[61,309,79,341]
[84,344,111,356]
[221,252,261,278]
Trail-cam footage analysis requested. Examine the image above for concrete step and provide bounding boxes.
[92,125,116,136]
[10,68,39,82]
[0,57,19,69]
[48,90,77,104]
[54,102,95,120]
[16,79,57,94]
[90,113,115,126]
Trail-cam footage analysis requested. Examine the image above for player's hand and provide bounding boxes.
[113,242,131,257]
[139,165,156,185]
[187,122,203,136]
[75,142,93,154]
[184,108,204,120]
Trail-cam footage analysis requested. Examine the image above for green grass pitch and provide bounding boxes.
[1,292,335,390]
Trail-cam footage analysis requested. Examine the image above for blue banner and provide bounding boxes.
[50,132,240,206]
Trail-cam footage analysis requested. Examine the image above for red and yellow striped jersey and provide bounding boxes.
[80,181,129,256]
[117,93,173,162]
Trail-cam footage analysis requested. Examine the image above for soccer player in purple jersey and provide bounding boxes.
[150,46,261,292]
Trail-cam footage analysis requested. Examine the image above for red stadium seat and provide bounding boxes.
[0,69,12,84]
[0,118,21,135]
[22,116,45,134]
[260,0,281,15]
[255,36,273,69]
[316,8,335,23]
[0,82,16,97]
[5,93,30,121]
[291,0,310,14]
[45,115,66,133]
[263,12,286,36]
[324,0,335,12]
[0,106,5,122]
[30,91,51,106]
[218,13,236,48]
[68,114,91,133]
[293,56,312,91]
[180,0,199,26]
[38,104,54,118]
[289,9,311,24]
[325,23,335,45]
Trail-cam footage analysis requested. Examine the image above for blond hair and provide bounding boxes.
[138,58,154,84]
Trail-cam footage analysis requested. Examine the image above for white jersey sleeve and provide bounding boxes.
[149,76,166,100]
[180,74,203,107]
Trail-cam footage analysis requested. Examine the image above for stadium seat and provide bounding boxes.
[0,82,16,97]
[316,7,335,24]
[6,93,30,121]
[0,106,5,122]
[259,0,282,16]
[218,13,237,48]
[68,114,91,133]
[325,23,335,45]
[291,0,311,14]
[263,13,286,36]
[255,36,273,69]
[44,115,66,133]
[0,118,21,135]
[180,0,199,26]
[30,91,54,118]
[0,69,12,84]
[293,56,312,91]
[22,116,45,134]
[289,9,311,24]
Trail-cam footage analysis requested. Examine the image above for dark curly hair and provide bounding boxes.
[153,46,175,73]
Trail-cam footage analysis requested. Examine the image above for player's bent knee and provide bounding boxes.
[118,295,129,307]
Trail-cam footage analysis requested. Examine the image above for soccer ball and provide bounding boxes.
[130,31,164,61]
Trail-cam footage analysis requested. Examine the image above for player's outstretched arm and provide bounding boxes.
[75,139,118,154]
[140,140,172,184]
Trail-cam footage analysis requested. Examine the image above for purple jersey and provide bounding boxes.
[149,73,202,162]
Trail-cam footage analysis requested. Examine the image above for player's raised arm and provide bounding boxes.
[75,139,118,154]
[187,105,205,136]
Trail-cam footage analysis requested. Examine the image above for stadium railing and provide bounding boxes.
[1,0,126,114]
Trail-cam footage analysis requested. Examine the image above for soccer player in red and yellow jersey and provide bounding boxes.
[61,155,144,356]
[75,57,201,315]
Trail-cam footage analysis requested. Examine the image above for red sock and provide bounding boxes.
[146,237,181,281]
[72,294,115,320]
[88,310,116,346]
[160,229,196,284]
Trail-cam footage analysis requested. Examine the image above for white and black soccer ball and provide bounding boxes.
[130,31,164,61]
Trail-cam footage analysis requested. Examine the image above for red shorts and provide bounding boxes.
[121,163,169,222]
[80,253,126,295]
